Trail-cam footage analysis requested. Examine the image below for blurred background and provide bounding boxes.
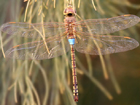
[0,0,140,105]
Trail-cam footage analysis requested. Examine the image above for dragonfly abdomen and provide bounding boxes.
[69,38,78,102]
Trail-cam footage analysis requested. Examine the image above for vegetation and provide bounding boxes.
[0,0,140,105]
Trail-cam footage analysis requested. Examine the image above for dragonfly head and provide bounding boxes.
[63,5,76,17]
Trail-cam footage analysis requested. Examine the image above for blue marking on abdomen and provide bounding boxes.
[68,38,75,45]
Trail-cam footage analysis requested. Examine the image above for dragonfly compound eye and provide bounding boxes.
[63,9,67,16]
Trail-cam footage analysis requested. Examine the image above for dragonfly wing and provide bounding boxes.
[75,34,139,55]
[5,36,69,60]
[75,14,140,34]
[1,22,66,38]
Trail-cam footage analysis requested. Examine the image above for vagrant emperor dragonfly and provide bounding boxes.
[0,5,140,102]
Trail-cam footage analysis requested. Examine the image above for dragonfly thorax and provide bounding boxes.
[64,16,76,36]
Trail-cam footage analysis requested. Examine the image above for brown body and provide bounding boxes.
[64,5,79,102]
[64,16,76,38]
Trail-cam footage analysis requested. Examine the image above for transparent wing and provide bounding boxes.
[75,14,140,34]
[1,22,66,38]
[5,36,69,60]
[75,33,139,55]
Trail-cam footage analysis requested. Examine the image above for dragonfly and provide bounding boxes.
[1,5,140,102]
